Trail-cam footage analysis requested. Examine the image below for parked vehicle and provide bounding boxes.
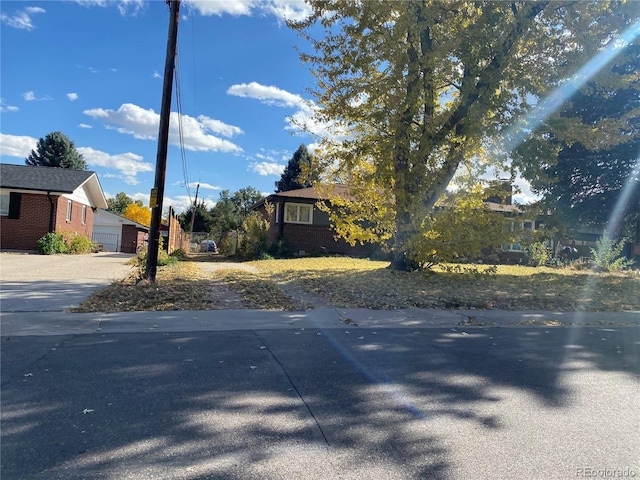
[200,240,218,253]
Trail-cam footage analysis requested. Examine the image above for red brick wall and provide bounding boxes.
[1,193,54,250]
[54,196,93,238]
[0,193,94,251]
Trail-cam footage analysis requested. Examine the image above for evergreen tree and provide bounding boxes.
[275,144,318,192]
[178,201,212,233]
[25,131,87,170]
[514,44,640,238]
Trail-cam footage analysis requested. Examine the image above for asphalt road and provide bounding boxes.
[2,324,638,480]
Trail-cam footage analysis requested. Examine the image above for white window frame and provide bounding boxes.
[66,200,73,222]
[284,202,313,224]
[0,193,9,216]
[81,205,87,225]
[503,219,534,252]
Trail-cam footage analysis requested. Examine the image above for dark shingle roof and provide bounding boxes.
[0,163,96,193]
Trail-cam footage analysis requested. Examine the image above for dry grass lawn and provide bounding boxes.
[74,256,640,313]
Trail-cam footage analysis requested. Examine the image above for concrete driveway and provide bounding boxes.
[0,252,135,313]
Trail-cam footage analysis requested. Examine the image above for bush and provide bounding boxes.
[237,212,269,259]
[37,232,67,255]
[591,233,633,272]
[267,239,294,258]
[169,248,187,259]
[525,241,551,267]
[64,232,94,254]
[135,237,176,275]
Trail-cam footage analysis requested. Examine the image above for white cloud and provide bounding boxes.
[0,6,45,31]
[73,0,145,16]
[264,0,311,22]
[67,92,79,101]
[0,133,36,158]
[512,177,540,205]
[184,0,260,17]
[0,99,19,113]
[153,71,162,79]
[184,0,311,21]
[83,103,243,153]
[197,115,243,138]
[228,82,305,108]
[22,90,51,102]
[163,194,216,214]
[228,82,341,146]
[78,123,92,129]
[78,147,154,185]
[250,161,285,176]
[188,181,220,191]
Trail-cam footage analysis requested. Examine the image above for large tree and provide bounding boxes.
[123,203,151,227]
[178,201,213,233]
[289,1,638,270]
[107,192,137,216]
[512,43,640,239]
[25,131,87,170]
[275,144,319,192]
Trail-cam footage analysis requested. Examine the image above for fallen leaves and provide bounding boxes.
[73,256,640,313]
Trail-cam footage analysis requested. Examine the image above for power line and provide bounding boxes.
[174,46,192,204]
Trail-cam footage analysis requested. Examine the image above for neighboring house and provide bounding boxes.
[93,209,149,253]
[0,163,107,251]
[254,185,371,256]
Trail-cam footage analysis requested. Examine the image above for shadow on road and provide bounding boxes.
[1,326,638,479]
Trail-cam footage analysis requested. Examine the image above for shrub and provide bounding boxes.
[525,241,551,267]
[64,232,94,254]
[135,237,175,275]
[237,212,269,259]
[267,239,294,258]
[37,232,67,255]
[169,248,187,259]
[591,233,633,272]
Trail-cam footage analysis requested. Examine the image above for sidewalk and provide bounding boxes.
[2,307,638,337]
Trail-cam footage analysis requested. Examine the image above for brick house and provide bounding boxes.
[0,163,107,251]
[254,183,534,261]
[254,185,372,256]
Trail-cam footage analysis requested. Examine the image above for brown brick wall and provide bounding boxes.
[282,223,367,256]
[54,196,93,238]
[0,193,94,251]
[1,193,54,250]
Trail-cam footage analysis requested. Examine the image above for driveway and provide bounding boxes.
[0,252,135,312]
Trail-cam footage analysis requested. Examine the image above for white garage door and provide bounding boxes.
[92,225,121,252]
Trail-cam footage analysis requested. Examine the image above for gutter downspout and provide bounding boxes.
[47,192,55,233]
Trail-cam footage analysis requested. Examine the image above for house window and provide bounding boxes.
[66,200,73,222]
[284,203,313,224]
[81,205,87,225]
[503,219,534,251]
[0,193,9,216]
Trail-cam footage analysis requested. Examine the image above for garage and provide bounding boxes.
[92,209,148,253]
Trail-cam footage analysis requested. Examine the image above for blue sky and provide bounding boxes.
[1,0,322,214]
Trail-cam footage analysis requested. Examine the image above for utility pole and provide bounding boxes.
[146,0,180,282]
[188,182,200,249]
